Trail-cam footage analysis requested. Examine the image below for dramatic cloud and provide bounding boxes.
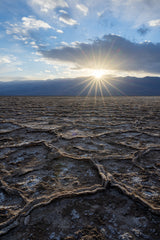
[76,4,88,16]
[41,34,160,74]
[29,0,68,13]
[148,19,160,27]
[6,16,52,37]
[1,0,160,81]
[59,14,77,25]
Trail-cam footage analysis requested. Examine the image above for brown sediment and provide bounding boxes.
[0,96,160,239]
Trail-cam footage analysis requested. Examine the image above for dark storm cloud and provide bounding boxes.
[137,25,149,36]
[40,34,160,74]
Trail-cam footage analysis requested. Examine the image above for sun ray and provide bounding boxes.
[87,79,96,96]
[78,78,93,96]
[101,80,112,96]
[104,79,126,96]
[94,80,98,104]
[98,79,105,106]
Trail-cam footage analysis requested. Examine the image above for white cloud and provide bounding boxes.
[13,35,28,41]
[0,57,11,64]
[0,54,22,75]
[71,41,81,46]
[76,4,88,16]
[29,40,39,49]
[32,45,39,49]
[50,36,57,39]
[56,29,64,33]
[17,67,23,71]
[97,10,105,17]
[59,14,77,25]
[0,55,16,64]
[30,41,36,45]
[6,23,25,35]
[148,19,160,27]
[29,0,68,13]
[6,16,53,45]
[61,41,69,46]
[22,16,52,30]
[59,10,68,14]
[6,16,53,38]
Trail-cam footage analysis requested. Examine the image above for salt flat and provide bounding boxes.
[0,96,160,239]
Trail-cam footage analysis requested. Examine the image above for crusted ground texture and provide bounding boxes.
[0,96,160,240]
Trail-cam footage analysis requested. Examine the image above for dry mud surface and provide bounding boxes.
[0,96,159,240]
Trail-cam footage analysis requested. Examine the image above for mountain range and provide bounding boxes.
[0,76,160,96]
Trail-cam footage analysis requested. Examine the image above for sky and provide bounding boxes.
[0,0,160,81]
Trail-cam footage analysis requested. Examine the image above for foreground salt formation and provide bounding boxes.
[0,96,159,239]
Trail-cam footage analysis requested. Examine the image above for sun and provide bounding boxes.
[92,69,105,79]
[78,68,125,98]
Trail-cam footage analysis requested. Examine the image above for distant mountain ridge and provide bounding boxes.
[0,76,160,96]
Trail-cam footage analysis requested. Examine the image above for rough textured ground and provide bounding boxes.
[0,96,159,240]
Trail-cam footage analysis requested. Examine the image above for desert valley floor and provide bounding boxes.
[0,96,160,239]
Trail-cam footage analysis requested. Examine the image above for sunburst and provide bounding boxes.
[76,69,125,105]
[64,68,125,105]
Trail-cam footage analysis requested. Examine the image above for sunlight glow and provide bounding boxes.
[92,69,106,79]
